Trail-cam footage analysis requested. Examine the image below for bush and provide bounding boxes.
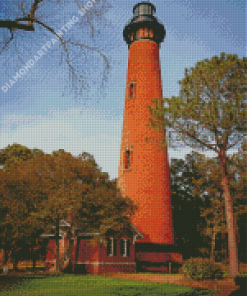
[235,274,247,290]
[181,257,224,280]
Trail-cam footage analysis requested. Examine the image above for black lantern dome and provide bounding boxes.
[123,1,165,47]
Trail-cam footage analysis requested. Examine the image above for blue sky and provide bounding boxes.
[0,0,246,179]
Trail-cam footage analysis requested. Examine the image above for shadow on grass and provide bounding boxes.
[0,273,63,293]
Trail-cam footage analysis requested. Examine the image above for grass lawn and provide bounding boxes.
[0,274,216,296]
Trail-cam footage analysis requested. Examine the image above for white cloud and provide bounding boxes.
[1,107,237,180]
[0,106,122,179]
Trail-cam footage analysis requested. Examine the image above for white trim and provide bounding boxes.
[125,145,134,151]
[123,239,128,257]
[77,233,100,236]
[130,224,144,239]
[133,235,140,244]
[108,237,114,256]
[40,234,63,238]
[128,80,136,86]
[51,220,71,228]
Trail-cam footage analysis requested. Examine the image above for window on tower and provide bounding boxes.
[130,83,134,98]
[129,81,136,99]
[124,149,132,170]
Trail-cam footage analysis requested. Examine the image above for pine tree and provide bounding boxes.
[149,53,247,277]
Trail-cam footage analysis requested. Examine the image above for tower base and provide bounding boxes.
[135,243,183,273]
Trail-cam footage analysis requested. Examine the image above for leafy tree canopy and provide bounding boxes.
[149,53,246,277]
[149,52,247,152]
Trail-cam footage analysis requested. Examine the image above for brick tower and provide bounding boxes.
[118,2,181,272]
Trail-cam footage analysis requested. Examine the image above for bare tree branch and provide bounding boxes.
[0,20,34,30]
[173,123,219,153]
[68,40,110,86]
[0,0,111,95]
[28,0,45,26]
[0,31,14,53]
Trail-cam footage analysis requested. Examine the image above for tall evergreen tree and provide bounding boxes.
[170,153,210,259]
[149,53,247,277]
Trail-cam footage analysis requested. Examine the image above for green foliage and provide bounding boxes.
[149,52,246,277]
[0,143,44,171]
[181,257,224,280]
[0,144,137,271]
[0,274,210,296]
[149,53,246,151]
[170,152,211,259]
[0,144,48,267]
[171,149,247,263]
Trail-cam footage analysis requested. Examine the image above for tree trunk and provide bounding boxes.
[31,241,37,270]
[210,231,216,262]
[3,237,8,265]
[63,225,76,272]
[55,217,60,272]
[13,252,18,271]
[3,248,8,265]
[32,248,37,270]
[75,237,80,267]
[220,152,239,277]
[32,257,37,270]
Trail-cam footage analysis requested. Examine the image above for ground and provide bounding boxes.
[0,260,245,296]
[102,273,240,296]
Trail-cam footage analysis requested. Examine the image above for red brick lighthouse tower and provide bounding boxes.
[118,2,181,272]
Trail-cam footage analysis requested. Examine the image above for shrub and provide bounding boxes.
[235,274,247,290]
[181,257,224,280]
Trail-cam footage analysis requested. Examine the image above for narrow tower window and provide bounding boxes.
[128,81,136,99]
[130,83,134,98]
[124,150,131,169]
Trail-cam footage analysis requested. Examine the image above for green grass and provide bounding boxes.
[0,274,216,296]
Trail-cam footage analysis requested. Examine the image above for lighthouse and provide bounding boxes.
[118,2,181,272]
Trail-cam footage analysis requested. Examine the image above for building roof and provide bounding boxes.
[40,220,144,240]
